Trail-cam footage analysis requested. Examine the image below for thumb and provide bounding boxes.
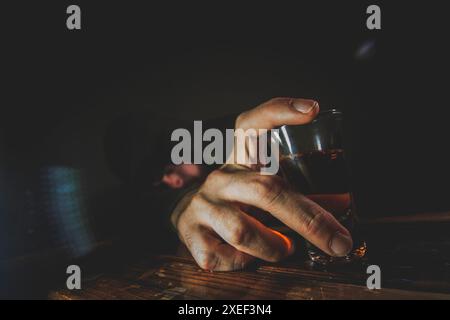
[236,97,319,130]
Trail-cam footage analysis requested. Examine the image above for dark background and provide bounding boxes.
[1,1,450,296]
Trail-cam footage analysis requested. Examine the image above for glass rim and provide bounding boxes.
[311,108,342,123]
[280,109,343,130]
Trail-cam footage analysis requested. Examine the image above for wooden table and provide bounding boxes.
[49,214,450,300]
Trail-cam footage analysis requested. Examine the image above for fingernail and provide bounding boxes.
[330,231,353,257]
[292,99,318,114]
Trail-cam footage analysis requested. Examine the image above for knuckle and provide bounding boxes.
[226,218,251,246]
[303,208,327,237]
[266,97,290,112]
[235,111,249,129]
[189,193,218,220]
[204,169,226,187]
[253,175,285,207]
[189,192,207,209]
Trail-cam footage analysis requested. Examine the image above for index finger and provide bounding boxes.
[205,170,353,257]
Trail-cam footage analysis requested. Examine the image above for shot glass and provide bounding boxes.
[276,109,367,265]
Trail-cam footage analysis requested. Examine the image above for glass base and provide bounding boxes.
[306,241,368,266]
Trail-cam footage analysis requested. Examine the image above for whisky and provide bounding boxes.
[280,149,367,264]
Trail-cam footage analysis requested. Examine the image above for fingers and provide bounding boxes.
[173,97,340,272]
[194,200,294,262]
[225,97,319,170]
[204,170,353,257]
[181,225,255,271]
[236,97,319,130]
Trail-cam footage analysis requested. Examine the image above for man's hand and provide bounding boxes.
[170,97,353,271]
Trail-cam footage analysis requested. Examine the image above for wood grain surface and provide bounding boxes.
[49,215,450,300]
